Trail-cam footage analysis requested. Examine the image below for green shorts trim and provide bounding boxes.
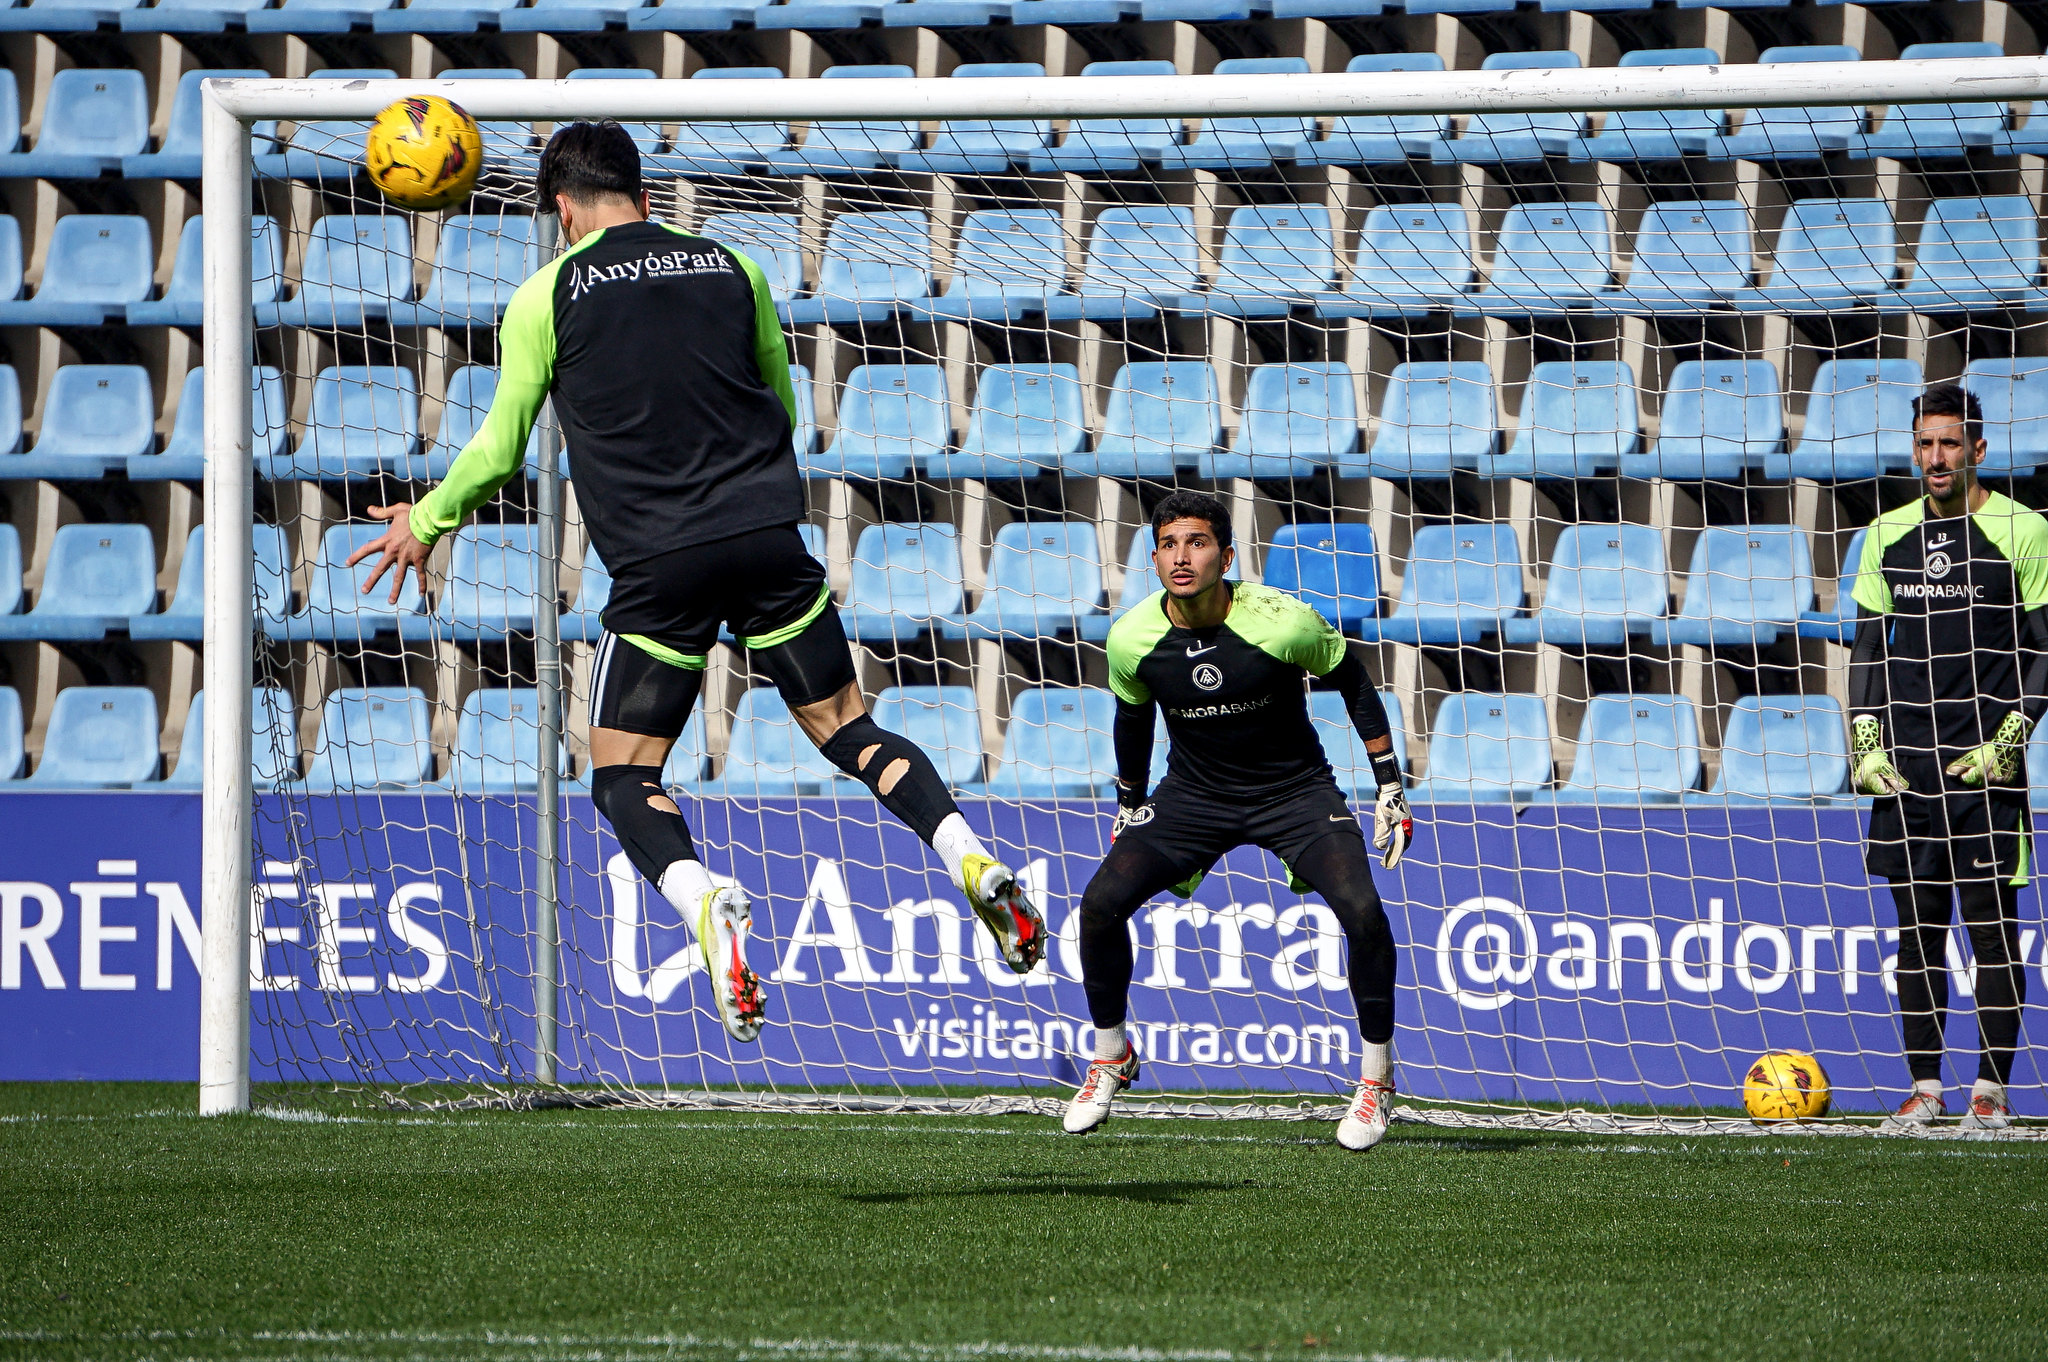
[742,583,832,651]
[619,633,708,670]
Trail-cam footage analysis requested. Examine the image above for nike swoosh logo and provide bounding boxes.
[1185,643,1216,657]
[1330,814,1354,823]
[1974,858,1999,869]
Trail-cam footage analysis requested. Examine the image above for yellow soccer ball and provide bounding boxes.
[364,96,482,212]
[1743,1049,1831,1122]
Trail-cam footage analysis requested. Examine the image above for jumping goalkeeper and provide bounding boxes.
[351,122,1045,1043]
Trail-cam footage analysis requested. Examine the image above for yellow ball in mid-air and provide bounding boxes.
[1743,1049,1831,1122]
[364,96,482,212]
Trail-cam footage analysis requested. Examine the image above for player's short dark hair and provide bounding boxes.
[1913,382,1983,450]
[535,121,642,211]
[1149,491,1232,550]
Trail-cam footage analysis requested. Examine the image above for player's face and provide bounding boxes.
[1913,412,1985,503]
[1153,518,1234,599]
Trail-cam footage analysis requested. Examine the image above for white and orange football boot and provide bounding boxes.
[1336,1079,1395,1151]
[1064,1045,1140,1134]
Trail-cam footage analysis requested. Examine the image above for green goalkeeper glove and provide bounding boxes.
[1946,710,2031,789]
[1851,715,1910,796]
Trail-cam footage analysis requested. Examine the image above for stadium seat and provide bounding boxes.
[1432,53,1585,164]
[260,215,414,327]
[439,689,568,792]
[1570,50,1725,162]
[701,212,802,306]
[0,215,152,327]
[7,365,153,480]
[0,523,19,617]
[246,0,400,32]
[890,63,1050,173]
[655,68,786,174]
[653,710,711,786]
[1997,100,2048,156]
[1696,696,1849,804]
[373,0,526,31]
[933,363,1085,480]
[790,364,817,457]
[972,686,1116,799]
[807,365,949,480]
[123,0,288,27]
[436,525,542,639]
[559,543,612,643]
[627,0,757,29]
[700,687,841,794]
[1260,522,1382,633]
[1612,200,1752,313]
[1707,46,1865,160]
[252,70,398,180]
[302,688,434,790]
[842,523,965,642]
[387,215,541,328]
[282,524,427,641]
[1650,525,1813,647]
[1769,359,1920,480]
[1316,204,1475,318]
[763,66,916,175]
[498,0,650,32]
[1372,522,1520,645]
[1409,693,1551,803]
[915,209,1065,321]
[1185,204,1338,316]
[0,69,145,173]
[1500,524,1666,647]
[121,71,266,169]
[1543,695,1701,803]
[0,686,23,779]
[1351,362,1495,478]
[946,521,1104,640]
[1028,61,1180,173]
[1796,527,1870,643]
[563,68,665,163]
[1308,689,1406,796]
[1043,205,1199,321]
[1293,53,1448,166]
[130,523,291,641]
[1071,362,1220,478]
[872,686,984,788]
[0,0,148,29]
[1155,58,1315,169]
[0,72,16,153]
[1849,43,2007,159]
[0,216,18,305]
[1488,362,1639,479]
[1621,360,1783,481]
[783,210,929,325]
[1009,0,1140,22]
[144,365,291,479]
[1887,197,2040,312]
[415,365,543,481]
[1204,363,1358,479]
[0,523,154,640]
[1964,359,2048,476]
[1460,204,1611,314]
[1739,199,1898,312]
[0,366,22,459]
[26,687,160,787]
[268,367,421,480]
[159,687,299,788]
[881,0,1008,23]
[127,215,284,327]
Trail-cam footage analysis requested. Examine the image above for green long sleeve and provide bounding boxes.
[730,245,798,429]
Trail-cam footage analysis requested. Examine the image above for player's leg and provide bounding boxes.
[1066,835,1192,1133]
[1956,874,2026,1129]
[1887,876,1954,1123]
[1289,829,1399,1151]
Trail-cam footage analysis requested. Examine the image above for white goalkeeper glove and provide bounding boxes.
[1369,752,1412,869]
[1851,715,1910,796]
[1111,782,1149,841]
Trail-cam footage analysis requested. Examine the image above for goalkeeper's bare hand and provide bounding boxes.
[347,503,429,605]
[1851,714,1910,796]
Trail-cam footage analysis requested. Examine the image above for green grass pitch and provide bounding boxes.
[2,1084,2044,1362]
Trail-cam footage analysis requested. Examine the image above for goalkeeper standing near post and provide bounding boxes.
[351,122,1045,1044]
[1062,493,1413,1150]
[1849,384,2048,1129]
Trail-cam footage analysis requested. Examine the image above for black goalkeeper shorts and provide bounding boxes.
[1116,774,1366,890]
[1865,754,2033,885]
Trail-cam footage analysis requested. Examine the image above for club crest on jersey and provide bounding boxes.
[1192,661,1223,691]
[1926,550,1953,580]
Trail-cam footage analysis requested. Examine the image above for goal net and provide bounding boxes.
[199,57,2048,1128]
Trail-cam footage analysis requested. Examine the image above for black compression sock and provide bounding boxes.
[819,715,958,844]
[589,764,698,884]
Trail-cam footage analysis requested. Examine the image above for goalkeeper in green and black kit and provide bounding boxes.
[1849,384,2048,1129]
[352,122,1045,1044]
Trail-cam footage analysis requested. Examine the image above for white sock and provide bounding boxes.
[1973,1078,2006,1103]
[1914,1078,1944,1097]
[1095,1022,1128,1061]
[656,859,716,915]
[1360,1040,1392,1086]
[932,812,991,888]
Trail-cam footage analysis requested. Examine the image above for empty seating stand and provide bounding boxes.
[890,64,1050,174]
[1370,522,1522,644]
[1544,696,1702,803]
[0,215,153,327]
[26,687,160,787]
[128,216,285,327]
[843,523,965,641]
[945,521,1104,640]
[303,688,434,790]
[915,209,1064,321]
[1043,205,1199,321]
[1204,363,1358,479]
[764,66,916,175]
[1433,53,1585,164]
[0,523,155,640]
[1356,362,1495,478]
[440,689,567,792]
[1623,361,1783,481]
[1572,50,1724,163]
[1768,359,1920,481]
[783,210,930,325]
[131,523,292,641]
[1410,693,1552,803]
[0,69,146,173]
[1850,43,2007,159]
[808,365,949,480]
[935,364,1085,480]
[971,686,1116,799]
[9,365,155,479]
[700,687,841,794]
[1693,696,1849,804]
[1501,524,1666,647]
[1708,47,1865,161]
[1651,526,1813,647]
[1069,362,1221,478]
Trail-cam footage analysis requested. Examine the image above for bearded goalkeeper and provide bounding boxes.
[1849,383,2048,1129]
[351,122,1045,1043]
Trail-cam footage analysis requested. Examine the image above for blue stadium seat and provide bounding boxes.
[790,363,817,457]
[1155,58,1315,169]
[629,0,757,29]
[1887,197,2039,312]
[27,687,160,787]
[702,212,802,307]
[1488,362,1638,478]
[1769,359,1920,480]
[1997,101,2048,156]
[374,0,525,31]
[260,215,414,327]
[436,525,542,639]
[247,0,400,30]
[872,686,983,788]
[1317,204,1475,318]
[1204,363,1357,479]
[1043,205,1198,321]
[1622,360,1783,481]
[971,686,1116,799]
[843,522,965,642]
[131,523,291,641]
[1796,527,1869,643]
[559,543,612,643]
[1849,43,2006,159]
[282,524,427,642]
[1737,199,1898,312]
[1650,525,1813,647]
[700,686,841,795]
[0,523,19,617]
[946,522,1104,640]
[655,68,786,174]
[143,365,290,479]
[933,363,1085,480]
[0,69,145,172]
[1372,522,1520,645]
[9,365,155,479]
[1459,204,1612,313]
[882,0,1008,23]
[498,0,648,32]
[438,689,566,792]
[124,0,285,27]
[807,365,949,480]
[1433,53,1585,164]
[159,687,299,788]
[1570,50,1725,162]
[0,0,143,30]
[650,710,710,787]
[1612,200,1751,313]
[762,66,915,174]
[1009,0,1140,21]
[0,215,151,326]
[1963,359,2048,476]
[302,688,434,790]
[1695,696,1849,804]
[0,365,20,457]
[915,209,1065,321]
[432,70,538,170]
[0,523,154,640]
[1293,53,1447,166]
[0,216,18,306]
[387,215,541,327]
[252,70,397,180]
[563,68,665,164]
[1027,61,1179,173]
[0,72,17,154]
[1261,522,1382,633]
[1707,46,1865,160]
[122,71,265,167]
[1308,689,1405,796]
[1186,204,1338,316]
[267,367,421,480]
[1409,693,1551,803]
[782,210,929,325]
[127,215,284,326]
[1543,695,1701,803]
[891,63,1050,173]
[1500,524,1666,647]
[1069,362,1219,478]
[0,686,20,779]
[413,365,541,481]
[1350,361,1494,478]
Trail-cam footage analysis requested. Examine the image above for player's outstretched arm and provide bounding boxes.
[1847,615,1909,795]
[1110,699,1155,841]
[1328,654,1410,867]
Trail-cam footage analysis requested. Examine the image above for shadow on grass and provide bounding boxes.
[847,1170,1250,1205]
